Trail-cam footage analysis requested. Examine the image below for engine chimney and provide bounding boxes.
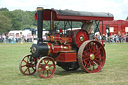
[37,7,43,44]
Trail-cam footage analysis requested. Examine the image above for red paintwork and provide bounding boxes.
[55,52,77,62]
[53,45,72,53]
[74,30,89,47]
[100,20,128,35]
[48,33,72,43]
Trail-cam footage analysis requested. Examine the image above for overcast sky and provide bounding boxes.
[0,0,128,20]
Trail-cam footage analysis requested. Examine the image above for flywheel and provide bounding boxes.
[73,29,89,47]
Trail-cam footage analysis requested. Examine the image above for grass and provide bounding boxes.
[0,42,128,85]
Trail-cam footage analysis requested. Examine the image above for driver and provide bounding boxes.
[81,20,95,40]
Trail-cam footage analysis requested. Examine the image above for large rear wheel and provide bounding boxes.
[78,40,106,73]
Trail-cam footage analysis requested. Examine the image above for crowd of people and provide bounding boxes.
[81,20,128,43]
[0,33,35,43]
[95,33,128,43]
[0,32,128,43]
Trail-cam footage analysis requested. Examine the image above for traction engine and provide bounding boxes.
[19,7,113,79]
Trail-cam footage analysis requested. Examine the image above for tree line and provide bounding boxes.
[0,8,36,33]
[0,8,82,33]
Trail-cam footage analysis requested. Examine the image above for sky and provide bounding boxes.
[0,0,128,20]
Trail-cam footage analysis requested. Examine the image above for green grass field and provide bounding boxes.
[0,43,128,85]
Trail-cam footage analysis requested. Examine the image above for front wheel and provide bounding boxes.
[36,57,56,79]
[78,40,106,73]
[19,54,37,75]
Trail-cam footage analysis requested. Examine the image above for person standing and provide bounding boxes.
[19,32,23,44]
[126,34,128,42]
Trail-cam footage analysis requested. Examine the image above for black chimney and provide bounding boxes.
[37,7,43,44]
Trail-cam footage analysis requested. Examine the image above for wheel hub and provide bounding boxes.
[90,54,95,60]
[45,66,50,71]
[80,36,84,41]
[26,63,33,67]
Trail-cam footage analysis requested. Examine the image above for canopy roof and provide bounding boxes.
[35,9,114,21]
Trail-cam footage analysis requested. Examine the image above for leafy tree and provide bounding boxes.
[0,14,12,33]
[126,16,128,20]
[13,10,35,29]
[0,11,22,30]
[0,8,9,11]
[0,7,83,33]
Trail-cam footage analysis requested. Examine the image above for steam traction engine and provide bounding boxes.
[19,7,114,79]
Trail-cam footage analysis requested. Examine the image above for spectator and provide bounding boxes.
[108,36,111,43]
[119,34,122,43]
[121,33,125,42]
[114,34,116,43]
[6,33,9,43]
[110,34,114,43]
[116,35,119,43]
[0,35,2,43]
[102,34,106,41]
[126,35,128,42]
[3,34,6,43]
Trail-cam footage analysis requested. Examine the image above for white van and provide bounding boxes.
[8,30,32,41]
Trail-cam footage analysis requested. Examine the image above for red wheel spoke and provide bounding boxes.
[23,59,27,64]
[41,70,45,77]
[49,69,53,73]
[97,46,102,51]
[21,65,26,68]
[24,68,28,74]
[85,46,90,52]
[88,44,92,52]
[92,61,95,70]
[82,60,87,67]
[44,60,47,65]
[93,43,96,49]
[26,56,29,62]
[82,57,90,61]
[86,61,91,68]
[47,59,50,64]
[31,67,35,71]
[95,52,101,57]
[96,56,104,59]
[49,64,54,68]
[28,68,30,74]
[38,69,43,73]
[39,64,45,69]
[94,59,100,64]
[47,71,49,77]
[83,51,90,56]
[93,61,99,67]
[92,45,95,51]
[89,62,92,71]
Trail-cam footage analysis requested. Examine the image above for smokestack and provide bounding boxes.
[37,7,43,44]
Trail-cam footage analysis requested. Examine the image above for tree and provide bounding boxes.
[0,14,12,33]
[0,8,9,11]
[0,11,22,30]
[126,16,128,20]
[13,10,34,29]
